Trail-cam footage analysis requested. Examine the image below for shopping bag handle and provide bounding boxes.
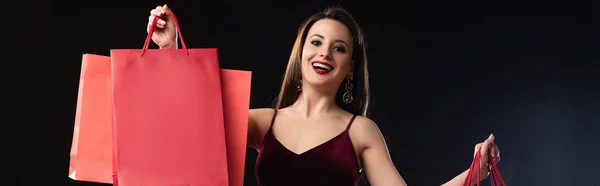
[488,151,506,186]
[142,7,189,56]
[462,146,507,186]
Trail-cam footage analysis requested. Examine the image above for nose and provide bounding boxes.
[318,47,332,60]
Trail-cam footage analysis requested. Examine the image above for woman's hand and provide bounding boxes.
[147,4,177,49]
[441,134,501,186]
[473,133,500,181]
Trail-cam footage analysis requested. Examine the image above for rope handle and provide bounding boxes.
[463,146,507,186]
[142,7,188,56]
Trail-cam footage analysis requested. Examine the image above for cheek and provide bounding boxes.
[300,46,314,75]
[334,54,352,71]
[301,46,316,62]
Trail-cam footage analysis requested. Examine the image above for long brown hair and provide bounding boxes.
[274,6,370,117]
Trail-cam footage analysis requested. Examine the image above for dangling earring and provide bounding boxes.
[343,74,354,104]
[297,79,302,91]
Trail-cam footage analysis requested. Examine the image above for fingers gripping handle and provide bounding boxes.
[142,7,188,56]
[463,147,507,186]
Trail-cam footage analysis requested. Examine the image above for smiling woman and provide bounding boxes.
[146,4,501,186]
[273,10,369,117]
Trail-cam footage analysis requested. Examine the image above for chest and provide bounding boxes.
[267,119,362,158]
[255,125,361,185]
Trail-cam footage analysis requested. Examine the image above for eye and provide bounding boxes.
[334,46,347,53]
[311,40,322,46]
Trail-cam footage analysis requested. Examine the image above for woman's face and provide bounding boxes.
[300,18,354,90]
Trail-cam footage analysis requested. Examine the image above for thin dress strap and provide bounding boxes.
[260,109,278,148]
[345,115,358,131]
[270,109,278,127]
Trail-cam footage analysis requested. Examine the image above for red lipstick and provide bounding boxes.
[311,61,334,74]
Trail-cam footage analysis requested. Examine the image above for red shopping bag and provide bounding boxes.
[110,8,229,186]
[463,147,506,186]
[68,54,113,184]
[220,69,251,186]
[67,61,252,185]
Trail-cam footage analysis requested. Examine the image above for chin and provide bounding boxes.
[304,73,342,88]
[301,62,344,88]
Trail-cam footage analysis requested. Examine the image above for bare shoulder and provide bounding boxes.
[351,116,382,137]
[350,116,406,185]
[349,116,387,151]
[248,108,276,149]
[249,108,276,127]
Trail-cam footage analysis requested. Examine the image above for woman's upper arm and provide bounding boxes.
[247,108,275,150]
[353,117,407,186]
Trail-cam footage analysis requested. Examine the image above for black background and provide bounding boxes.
[7,0,599,185]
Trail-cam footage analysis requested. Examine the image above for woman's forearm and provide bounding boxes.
[441,169,471,186]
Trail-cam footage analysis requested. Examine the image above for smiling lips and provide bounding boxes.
[311,61,334,74]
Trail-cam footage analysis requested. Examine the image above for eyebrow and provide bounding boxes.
[310,34,349,46]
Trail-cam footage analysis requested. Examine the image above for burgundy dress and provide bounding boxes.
[255,109,361,186]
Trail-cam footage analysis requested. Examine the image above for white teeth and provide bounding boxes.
[312,63,333,71]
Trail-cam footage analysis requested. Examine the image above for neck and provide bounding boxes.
[290,84,339,119]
